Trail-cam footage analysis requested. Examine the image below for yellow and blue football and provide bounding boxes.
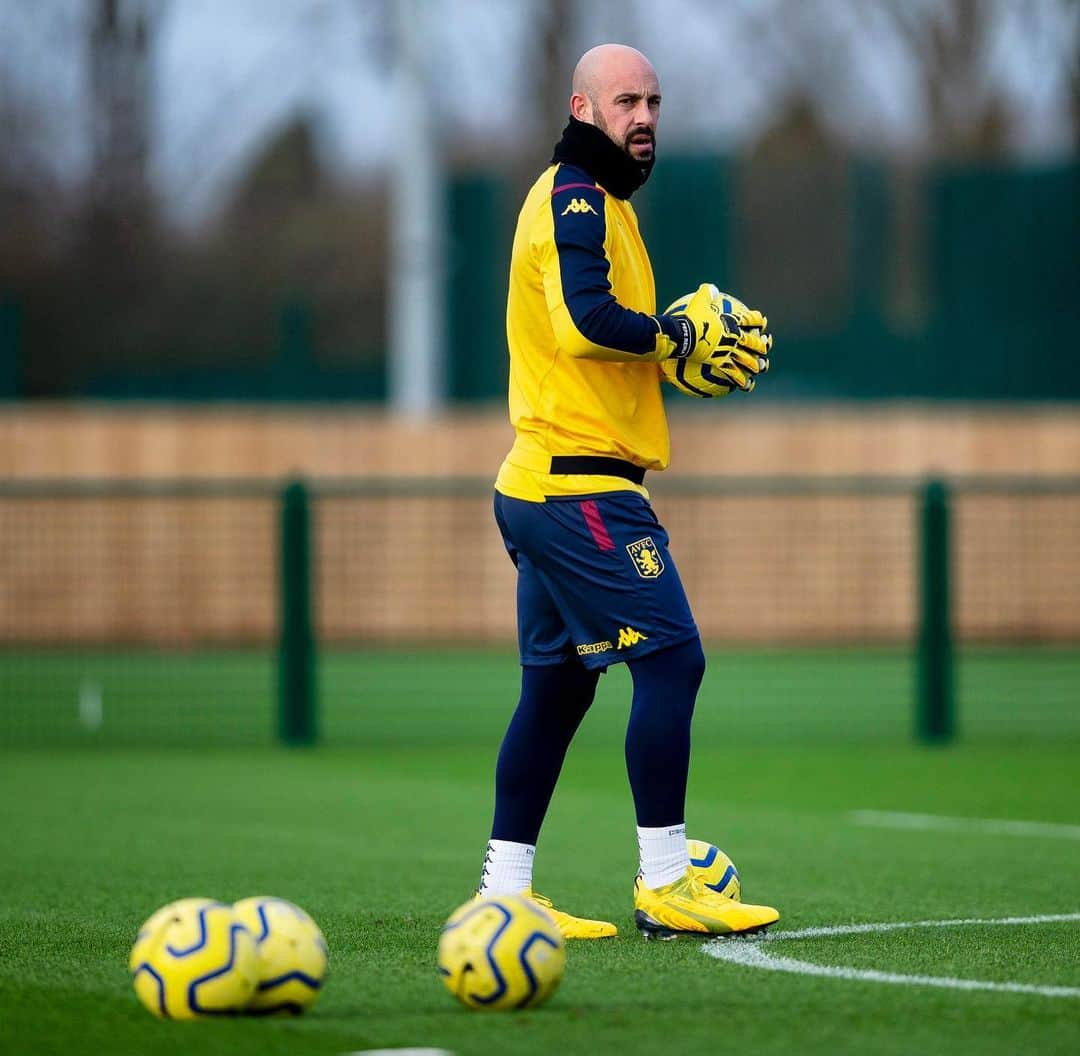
[129,898,258,1020]
[232,896,328,1015]
[438,893,565,1011]
[687,839,741,900]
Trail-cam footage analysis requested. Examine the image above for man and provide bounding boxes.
[476,44,779,941]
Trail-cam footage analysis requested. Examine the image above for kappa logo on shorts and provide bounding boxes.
[576,639,614,657]
[626,537,665,579]
[616,626,649,650]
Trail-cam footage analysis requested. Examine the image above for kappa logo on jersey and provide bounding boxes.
[616,626,649,650]
[561,197,598,216]
[626,537,665,578]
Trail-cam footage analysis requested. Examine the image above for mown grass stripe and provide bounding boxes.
[852,811,1080,840]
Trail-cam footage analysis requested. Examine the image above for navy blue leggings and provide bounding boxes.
[491,638,706,843]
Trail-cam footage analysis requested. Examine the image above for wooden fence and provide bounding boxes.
[2,478,1077,645]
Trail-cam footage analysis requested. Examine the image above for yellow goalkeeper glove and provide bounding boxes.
[708,303,772,392]
[710,348,769,391]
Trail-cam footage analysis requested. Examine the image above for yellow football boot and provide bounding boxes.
[528,891,618,940]
[633,870,778,940]
[473,890,617,939]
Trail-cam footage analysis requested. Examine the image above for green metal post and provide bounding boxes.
[278,478,316,745]
[917,478,954,743]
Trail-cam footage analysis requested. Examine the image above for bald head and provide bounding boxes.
[569,44,660,163]
[572,44,654,101]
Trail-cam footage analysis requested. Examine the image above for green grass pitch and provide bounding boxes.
[1,647,1079,1055]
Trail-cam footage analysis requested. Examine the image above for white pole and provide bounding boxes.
[388,0,444,417]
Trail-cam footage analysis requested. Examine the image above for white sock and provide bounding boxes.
[478,839,535,895]
[637,823,689,889]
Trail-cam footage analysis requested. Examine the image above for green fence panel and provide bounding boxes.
[447,174,511,401]
[4,161,1079,403]
[929,163,1080,399]
[636,154,732,308]
[0,299,19,397]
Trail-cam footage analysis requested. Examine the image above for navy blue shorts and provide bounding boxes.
[494,490,699,670]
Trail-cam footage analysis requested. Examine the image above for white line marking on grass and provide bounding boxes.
[851,810,1080,840]
[702,914,1080,999]
[767,914,1080,941]
[341,1050,455,1056]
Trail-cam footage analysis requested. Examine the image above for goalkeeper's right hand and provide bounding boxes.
[665,283,771,367]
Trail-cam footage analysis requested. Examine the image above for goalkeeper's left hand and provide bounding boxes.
[709,295,772,392]
[709,335,771,392]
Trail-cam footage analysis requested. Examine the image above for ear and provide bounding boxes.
[569,92,592,122]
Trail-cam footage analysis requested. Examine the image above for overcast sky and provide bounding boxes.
[2,0,1076,226]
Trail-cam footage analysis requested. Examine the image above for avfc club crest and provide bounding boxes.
[626,537,665,579]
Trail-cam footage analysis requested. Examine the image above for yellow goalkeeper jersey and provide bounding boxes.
[495,158,683,503]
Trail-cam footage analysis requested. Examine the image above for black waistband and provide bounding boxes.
[549,456,646,484]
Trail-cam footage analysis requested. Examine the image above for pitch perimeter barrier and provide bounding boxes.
[1,476,1078,745]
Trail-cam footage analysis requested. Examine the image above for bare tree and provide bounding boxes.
[875,0,1006,158]
[537,0,579,150]
[88,0,162,216]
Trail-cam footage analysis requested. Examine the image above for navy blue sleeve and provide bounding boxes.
[550,178,663,356]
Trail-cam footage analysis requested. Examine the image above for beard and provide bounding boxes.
[625,127,656,161]
[593,107,656,162]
